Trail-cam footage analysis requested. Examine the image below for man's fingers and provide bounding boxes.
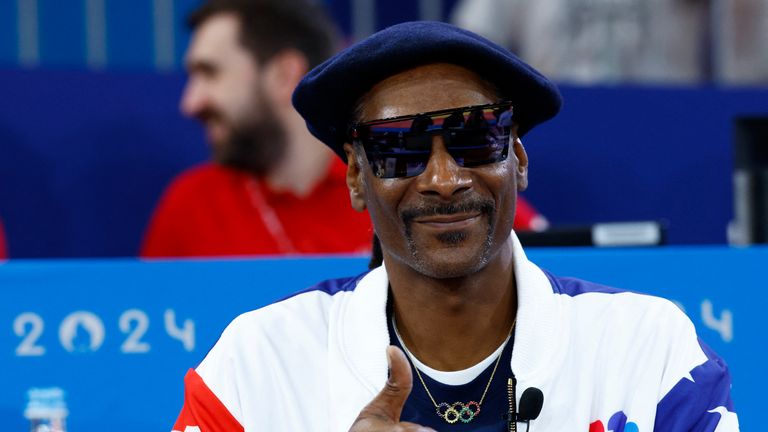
[348,347,438,432]
[385,345,413,399]
[366,346,414,422]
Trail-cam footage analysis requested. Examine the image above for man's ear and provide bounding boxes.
[343,143,367,212]
[512,131,529,191]
[261,49,309,106]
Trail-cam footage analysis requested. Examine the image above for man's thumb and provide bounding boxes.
[370,346,414,421]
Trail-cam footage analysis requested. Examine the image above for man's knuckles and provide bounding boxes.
[381,376,412,398]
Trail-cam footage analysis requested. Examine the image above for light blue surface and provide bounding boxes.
[0,1,16,67]
[105,1,154,69]
[0,0,456,70]
[37,0,86,67]
[1,247,762,430]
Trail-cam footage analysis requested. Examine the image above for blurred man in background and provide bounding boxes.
[142,0,373,257]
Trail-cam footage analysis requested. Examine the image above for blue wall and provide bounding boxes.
[0,69,207,257]
[522,85,768,244]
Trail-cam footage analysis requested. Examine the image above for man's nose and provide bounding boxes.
[414,136,472,199]
[179,79,207,118]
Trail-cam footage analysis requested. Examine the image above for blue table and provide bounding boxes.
[1,247,762,430]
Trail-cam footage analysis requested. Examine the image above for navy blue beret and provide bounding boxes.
[292,21,562,161]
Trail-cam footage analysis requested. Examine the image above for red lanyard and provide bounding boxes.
[246,178,298,254]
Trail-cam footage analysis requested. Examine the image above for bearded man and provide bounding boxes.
[142,0,373,257]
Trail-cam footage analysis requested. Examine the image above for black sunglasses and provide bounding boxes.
[350,101,514,179]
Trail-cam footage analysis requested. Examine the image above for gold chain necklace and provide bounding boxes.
[393,317,516,424]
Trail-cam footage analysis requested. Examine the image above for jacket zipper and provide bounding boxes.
[507,376,517,432]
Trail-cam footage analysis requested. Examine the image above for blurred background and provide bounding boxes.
[0,0,766,258]
[1,0,767,430]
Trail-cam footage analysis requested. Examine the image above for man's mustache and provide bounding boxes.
[197,109,223,124]
[401,199,496,225]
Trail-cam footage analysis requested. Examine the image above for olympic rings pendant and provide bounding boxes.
[436,401,481,424]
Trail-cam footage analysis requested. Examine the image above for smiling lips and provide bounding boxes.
[413,212,483,230]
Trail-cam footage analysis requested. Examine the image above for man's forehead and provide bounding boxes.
[358,63,499,121]
[185,13,245,67]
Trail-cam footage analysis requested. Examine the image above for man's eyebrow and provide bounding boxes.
[185,59,217,75]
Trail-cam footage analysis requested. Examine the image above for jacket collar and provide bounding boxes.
[337,231,565,394]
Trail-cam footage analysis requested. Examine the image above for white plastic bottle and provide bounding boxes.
[24,387,68,432]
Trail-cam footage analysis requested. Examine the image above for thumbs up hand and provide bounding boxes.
[348,346,437,432]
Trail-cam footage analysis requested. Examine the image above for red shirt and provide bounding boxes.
[0,219,7,259]
[514,193,549,232]
[141,160,373,258]
[141,160,546,258]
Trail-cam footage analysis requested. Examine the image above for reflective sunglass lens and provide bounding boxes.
[370,152,429,178]
[354,102,513,178]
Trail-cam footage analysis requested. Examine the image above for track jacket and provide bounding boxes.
[172,234,738,431]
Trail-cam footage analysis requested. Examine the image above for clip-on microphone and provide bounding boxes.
[517,387,544,431]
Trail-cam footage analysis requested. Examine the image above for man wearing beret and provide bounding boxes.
[172,21,738,432]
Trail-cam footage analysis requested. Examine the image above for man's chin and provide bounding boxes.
[209,141,230,163]
[406,235,493,279]
[205,126,229,148]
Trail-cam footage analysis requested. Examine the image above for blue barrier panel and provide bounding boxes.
[1,247,763,430]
